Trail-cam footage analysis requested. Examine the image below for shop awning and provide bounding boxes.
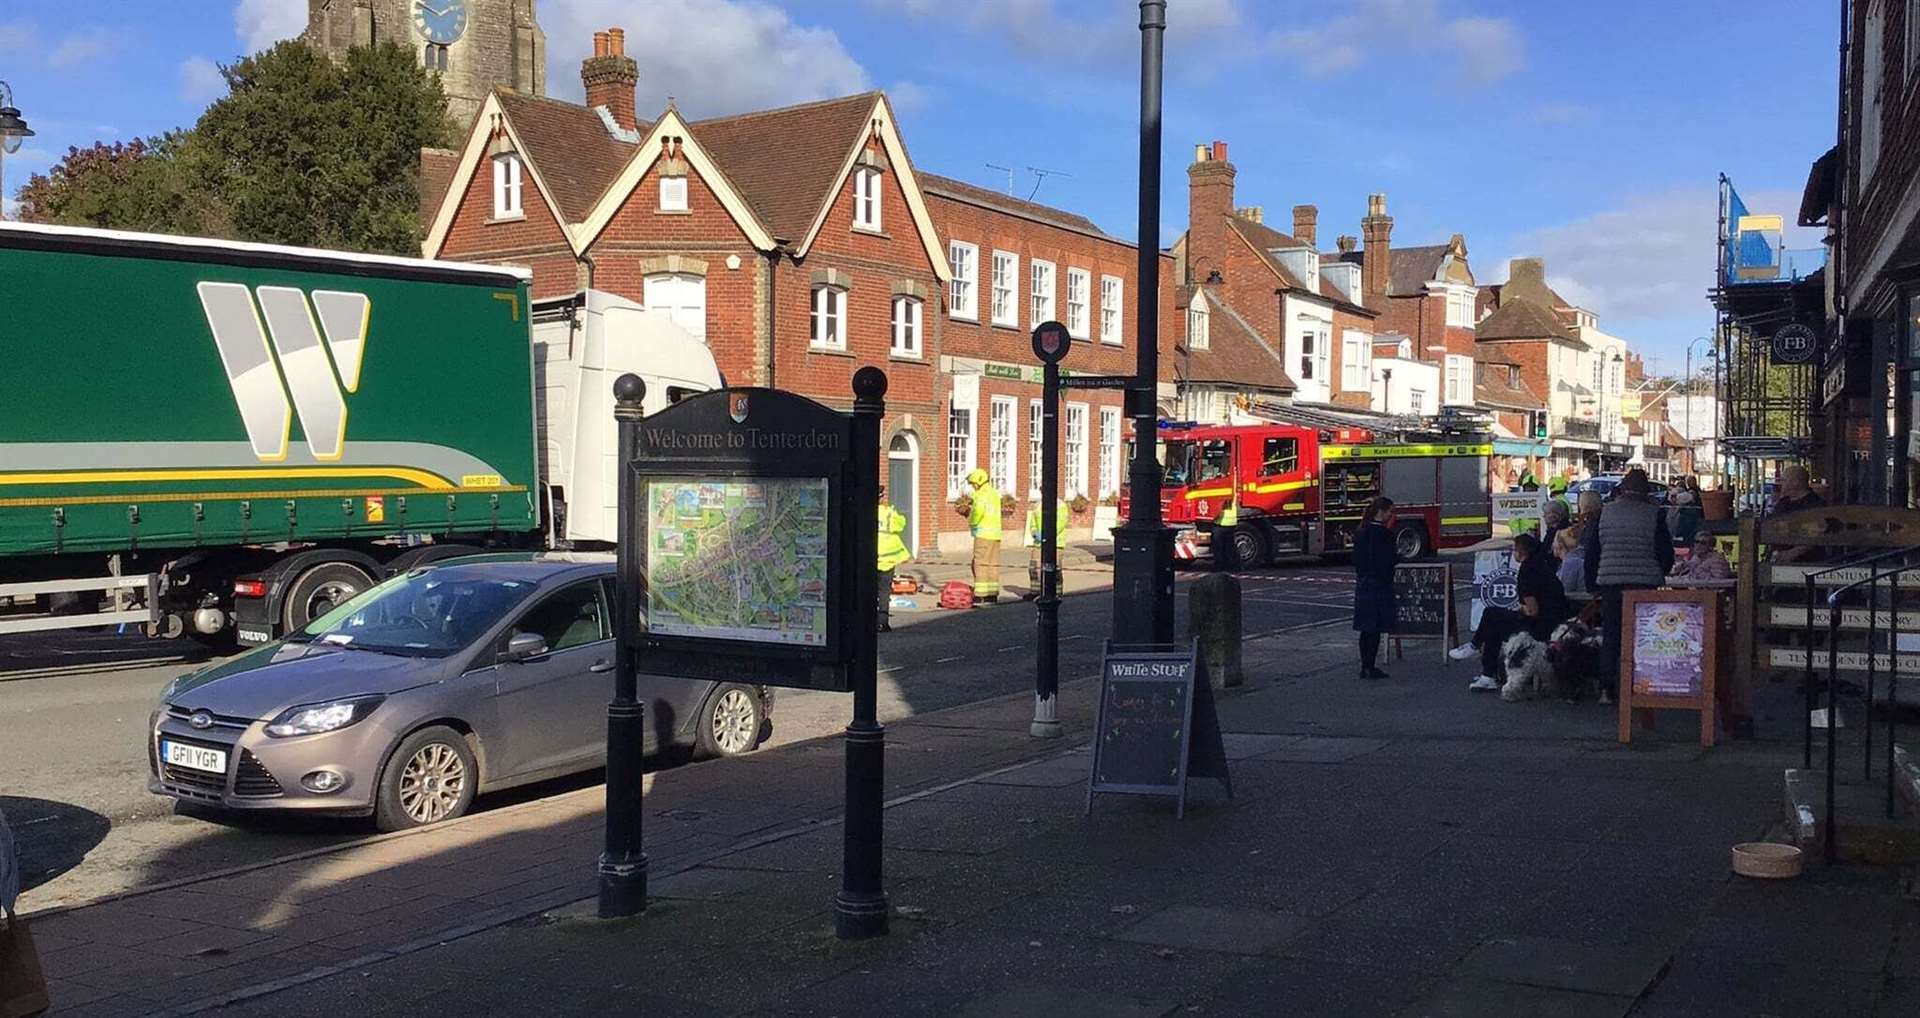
[1494,438,1552,456]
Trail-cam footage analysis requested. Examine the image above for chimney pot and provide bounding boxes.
[608,27,625,56]
[1211,140,1228,162]
[593,31,608,57]
[1292,204,1318,247]
[1193,143,1207,163]
[1336,235,1357,254]
[583,26,640,134]
[1367,193,1387,217]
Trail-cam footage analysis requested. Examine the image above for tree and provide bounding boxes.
[17,40,452,256]
[187,41,455,254]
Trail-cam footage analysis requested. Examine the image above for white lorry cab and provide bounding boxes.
[531,289,724,548]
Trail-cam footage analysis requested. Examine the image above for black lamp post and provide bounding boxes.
[0,81,35,220]
[1112,0,1176,645]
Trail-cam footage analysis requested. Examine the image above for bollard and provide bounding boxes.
[1186,572,1243,688]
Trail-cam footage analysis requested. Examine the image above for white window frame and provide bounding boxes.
[948,241,978,320]
[1446,354,1474,405]
[1065,268,1091,339]
[988,396,1016,495]
[1098,405,1121,497]
[491,153,524,220]
[643,272,706,342]
[1341,330,1370,391]
[810,285,846,350]
[1028,398,1044,498]
[1299,328,1327,383]
[1188,303,1210,350]
[853,166,882,231]
[658,174,688,212]
[1030,260,1055,325]
[991,250,1019,328]
[890,295,922,358]
[1064,402,1089,498]
[947,403,975,498]
[1099,275,1123,346]
[1408,388,1427,415]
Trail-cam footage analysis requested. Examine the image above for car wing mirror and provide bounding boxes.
[502,632,549,662]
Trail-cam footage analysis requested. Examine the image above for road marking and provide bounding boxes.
[1061,634,1088,642]
[1247,617,1348,641]
[996,645,1022,653]
[935,655,964,664]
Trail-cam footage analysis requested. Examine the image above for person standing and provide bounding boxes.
[1352,497,1397,680]
[1583,468,1673,701]
[1023,495,1070,598]
[876,488,911,632]
[963,468,1003,603]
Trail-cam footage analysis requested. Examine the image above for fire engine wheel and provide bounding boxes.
[1231,526,1268,568]
[1393,523,1431,561]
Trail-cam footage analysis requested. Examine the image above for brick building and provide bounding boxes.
[422,26,1178,555]
[1171,142,1380,417]
[1332,196,1482,409]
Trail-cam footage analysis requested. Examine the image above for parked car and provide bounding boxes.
[1566,474,1670,505]
[149,555,772,830]
[1736,482,1778,516]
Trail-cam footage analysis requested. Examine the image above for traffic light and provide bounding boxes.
[1531,411,1548,439]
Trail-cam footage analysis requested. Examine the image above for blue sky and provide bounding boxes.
[0,0,1837,372]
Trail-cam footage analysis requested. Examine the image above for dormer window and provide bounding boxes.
[659,174,688,212]
[491,153,523,220]
[853,166,882,231]
[1187,300,1210,351]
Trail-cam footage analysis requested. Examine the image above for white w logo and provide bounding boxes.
[197,283,370,462]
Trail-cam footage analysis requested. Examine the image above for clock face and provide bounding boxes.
[413,0,468,46]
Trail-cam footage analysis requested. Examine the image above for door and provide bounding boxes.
[888,432,919,554]
[488,580,613,780]
[1252,434,1311,512]
[643,273,707,342]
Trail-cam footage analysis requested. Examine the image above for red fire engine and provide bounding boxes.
[1126,407,1492,567]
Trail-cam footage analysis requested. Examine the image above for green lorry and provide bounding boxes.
[0,221,720,644]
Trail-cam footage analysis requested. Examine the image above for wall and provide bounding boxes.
[1371,356,1440,414]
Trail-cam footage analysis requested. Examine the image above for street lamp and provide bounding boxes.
[0,82,33,221]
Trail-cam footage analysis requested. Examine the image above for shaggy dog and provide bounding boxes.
[1549,601,1609,704]
[1499,632,1554,701]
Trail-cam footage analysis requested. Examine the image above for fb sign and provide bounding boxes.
[1472,549,1520,629]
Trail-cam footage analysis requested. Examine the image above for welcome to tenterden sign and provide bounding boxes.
[640,426,843,452]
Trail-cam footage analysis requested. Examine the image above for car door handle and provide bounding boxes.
[589,660,615,673]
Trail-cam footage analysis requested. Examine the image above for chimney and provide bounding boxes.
[1361,192,1393,298]
[1335,235,1357,255]
[1186,140,1235,285]
[1235,206,1263,224]
[1292,204,1318,247]
[582,26,639,134]
[1504,257,1554,307]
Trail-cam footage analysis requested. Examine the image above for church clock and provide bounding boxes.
[412,0,469,45]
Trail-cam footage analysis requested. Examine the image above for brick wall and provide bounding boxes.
[438,151,576,299]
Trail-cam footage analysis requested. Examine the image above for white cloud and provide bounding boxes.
[868,0,1247,65]
[47,28,121,70]
[180,57,227,104]
[1500,184,1823,330]
[0,21,35,53]
[1271,0,1523,87]
[234,0,307,54]
[543,0,869,117]
[887,80,933,115]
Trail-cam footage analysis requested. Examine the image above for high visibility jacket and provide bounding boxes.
[1026,499,1071,541]
[968,484,1003,541]
[1548,474,1569,496]
[877,504,911,571]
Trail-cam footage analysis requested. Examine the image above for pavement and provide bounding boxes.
[21,571,1920,1017]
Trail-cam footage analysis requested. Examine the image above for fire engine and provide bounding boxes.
[1126,404,1492,567]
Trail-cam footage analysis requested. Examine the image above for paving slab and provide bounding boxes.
[1112,903,1311,956]
[1400,977,1634,1018]
[1456,935,1668,998]
[1253,735,1391,763]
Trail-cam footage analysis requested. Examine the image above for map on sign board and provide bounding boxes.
[644,478,831,647]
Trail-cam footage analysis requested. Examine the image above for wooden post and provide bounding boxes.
[1733,516,1759,720]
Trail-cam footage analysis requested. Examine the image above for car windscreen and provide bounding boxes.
[1161,441,1195,485]
[292,572,540,657]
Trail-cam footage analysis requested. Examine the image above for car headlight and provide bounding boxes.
[265,695,386,738]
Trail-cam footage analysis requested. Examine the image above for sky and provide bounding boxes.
[0,0,1839,373]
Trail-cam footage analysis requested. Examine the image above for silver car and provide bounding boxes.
[149,555,771,830]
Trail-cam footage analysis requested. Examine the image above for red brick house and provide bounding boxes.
[422,26,1180,555]
[1332,196,1482,408]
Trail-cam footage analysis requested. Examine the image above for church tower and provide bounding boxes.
[303,0,545,127]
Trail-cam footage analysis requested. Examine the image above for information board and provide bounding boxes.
[1086,643,1232,818]
[1618,588,1718,747]
[1392,563,1453,639]
[643,477,830,646]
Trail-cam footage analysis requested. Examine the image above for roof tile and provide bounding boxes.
[690,92,881,244]
[1180,289,1297,393]
[496,91,640,222]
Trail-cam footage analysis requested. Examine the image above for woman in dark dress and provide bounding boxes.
[1449,533,1571,689]
[1351,497,1398,679]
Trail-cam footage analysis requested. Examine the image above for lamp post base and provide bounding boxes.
[1111,522,1177,645]
[833,891,891,939]
[1030,692,1063,738]
[596,852,649,918]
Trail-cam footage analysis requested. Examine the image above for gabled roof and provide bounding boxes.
[495,91,641,222]
[1340,243,1470,297]
[419,148,460,226]
[1226,217,1375,317]
[1176,286,1298,393]
[1475,296,1588,349]
[1472,361,1546,410]
[920,173,1116,242]
[690,92,880,244]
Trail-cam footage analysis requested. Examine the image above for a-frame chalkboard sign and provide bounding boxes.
[1086,641,1233,818]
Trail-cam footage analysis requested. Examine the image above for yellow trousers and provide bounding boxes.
[971,536,1001,599]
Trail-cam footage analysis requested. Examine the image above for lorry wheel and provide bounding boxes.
[1393,524,1431,561]
[282,562,374,633]
[1231,526,1268,568]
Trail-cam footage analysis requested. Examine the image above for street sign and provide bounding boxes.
[1492,490,1549,527]
[1771,323,1817,365]
[1059,374,1132,390]
[1032,320,1069,363]
[1086,642,1231,819]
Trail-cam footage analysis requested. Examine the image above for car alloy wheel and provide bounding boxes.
[709,688,758,756]
[398,742,467,824]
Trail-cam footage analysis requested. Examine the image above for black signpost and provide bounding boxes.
[1086,641,1231,818]
[1390,563,1455,660]
[603,368,890,940]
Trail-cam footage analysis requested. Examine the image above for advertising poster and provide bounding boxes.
[1631,600,1707,698]
[1471,550,1520,630]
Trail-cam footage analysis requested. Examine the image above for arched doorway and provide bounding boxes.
[888,432,920,554]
